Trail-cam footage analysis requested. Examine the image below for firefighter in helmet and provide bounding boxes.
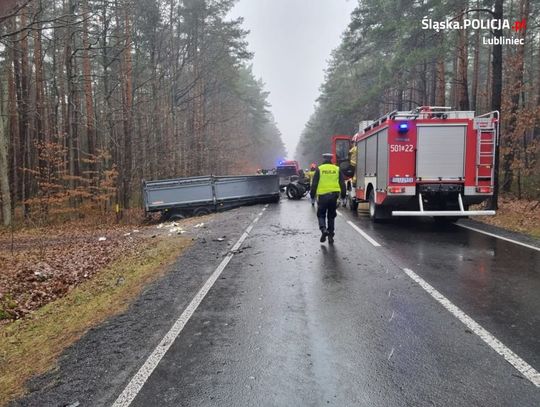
[310,153,346,244]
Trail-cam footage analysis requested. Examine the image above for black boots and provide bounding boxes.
[320,227,328,243]
[320,228,335,243]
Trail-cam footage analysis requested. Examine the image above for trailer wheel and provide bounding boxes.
[194,207,211,217]
[368,190,383,222]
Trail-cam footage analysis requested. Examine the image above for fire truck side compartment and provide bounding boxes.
[377,129,388,190]
[356,139,366,191]
[365,135,378,177]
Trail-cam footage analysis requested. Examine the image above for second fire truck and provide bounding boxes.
[332,106,498,222]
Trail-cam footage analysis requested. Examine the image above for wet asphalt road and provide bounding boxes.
[130,199,539,406]
[13,199,540,406]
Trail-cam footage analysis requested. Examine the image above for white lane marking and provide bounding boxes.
[336,210,343,217]
[388,347,395,361]
[346,221,381,247]
[388,310,395,322]
[112,214,264,407]
[402,267,540,387]
[457,224,540,252]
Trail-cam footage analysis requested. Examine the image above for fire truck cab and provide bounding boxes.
[340,106,498,222]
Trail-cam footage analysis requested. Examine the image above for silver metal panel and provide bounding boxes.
[377,129,388,189]
[145,177,214,209]
[214,176,279,200]
[144,175,279,211]
[365,135,377,176]
[417,126,466,179]
[356,140,366,186]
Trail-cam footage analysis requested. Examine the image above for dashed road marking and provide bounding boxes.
[402,267,540,387]
[336,210,343,217]
[112,212,265,407]
[457,224,540,252]
[346,221,381,247]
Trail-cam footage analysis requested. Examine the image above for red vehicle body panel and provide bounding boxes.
[347,113,496,206]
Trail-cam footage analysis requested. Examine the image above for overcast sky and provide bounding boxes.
[229,0,357,159]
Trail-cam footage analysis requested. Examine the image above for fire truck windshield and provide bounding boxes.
[276,166,298,177]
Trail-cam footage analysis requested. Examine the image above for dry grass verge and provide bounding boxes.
[0,236,191,406]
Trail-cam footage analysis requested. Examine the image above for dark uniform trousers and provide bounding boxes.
[317,192,339,234]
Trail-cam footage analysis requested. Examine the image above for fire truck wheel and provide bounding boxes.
[368,190,382,222]
[348,196,359,212]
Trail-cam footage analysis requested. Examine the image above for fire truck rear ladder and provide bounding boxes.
[393,111,498,217]
[474,111,498,193]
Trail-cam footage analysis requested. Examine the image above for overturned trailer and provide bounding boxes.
[143,175,280,220]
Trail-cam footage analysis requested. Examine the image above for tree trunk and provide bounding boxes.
[0,71,12,226]
[18,10,31,217]
[471,2,480,111]
[435,34,445,106]
[456,11,469,110]
[489,0,503,210]
[65,0,80,194]
[7,23,19,208]
[120,0,133,208]
[501,0,528,194]
[33,2,46,190]
[82,0,97,182]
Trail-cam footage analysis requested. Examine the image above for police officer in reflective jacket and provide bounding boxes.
[310,153,346,244]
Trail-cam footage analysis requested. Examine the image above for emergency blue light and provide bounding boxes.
[398,122,409,133]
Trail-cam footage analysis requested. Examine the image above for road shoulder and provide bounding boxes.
[8,205,263,407]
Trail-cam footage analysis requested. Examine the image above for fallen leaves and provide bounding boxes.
[475,197,540,238]
[0,225,149,322]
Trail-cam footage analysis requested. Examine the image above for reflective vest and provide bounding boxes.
[317,163,341,195]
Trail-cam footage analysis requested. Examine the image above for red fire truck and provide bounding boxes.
[276,159,300,188]
[335,106,498,222]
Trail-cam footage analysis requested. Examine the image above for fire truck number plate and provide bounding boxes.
[391,177,414,183]
[390,144,414,152]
